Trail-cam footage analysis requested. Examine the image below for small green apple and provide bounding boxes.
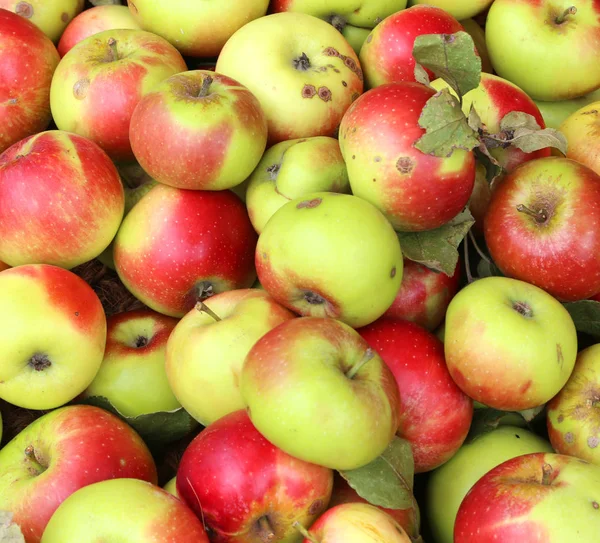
[341,25,371,55]
[408,0,493,21]
[163,476,178,498]
[534,88,600,129]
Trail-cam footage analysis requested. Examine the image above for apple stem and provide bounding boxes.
[345,348,375,380]
[516,204,548,224]
[556,6,577,24]
[468,230,493,266]
[292,522,320,543]
[24,445,46,472]
[463,235,474,284]
[198,75,213,98]
[541,463,553,485]
[328,14,347,33]
[195,301,221,322]
[107,37,119,61]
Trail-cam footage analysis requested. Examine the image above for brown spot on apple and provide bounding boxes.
[390,267,397,278]
[593,501,599,509]
[73,78,90,100]
[558,414,564,423]
[323,47,339,57]
[301,84,317,99]
[15,2,33,18]
[396,156,414,174]
[366,34,373,43]
[61,12,69,22]
[342,81,347,87]
[565,432,574,443]
[318,87,332,102]
[557,344,564,367]
[520,380,532,394]
[374,156,382,162]
[296,198,322,209]
[588,436,599,449]
[308,499,323,515]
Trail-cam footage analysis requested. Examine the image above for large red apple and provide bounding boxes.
[0,404,157,543]
[176,409,333,542]
[359,318,473,472]
[339,82,476,231]
[484,157,600,302]
[0,130,125,269]
[50,28,187,162]
[0,9,59,154]
[113,184,258,318]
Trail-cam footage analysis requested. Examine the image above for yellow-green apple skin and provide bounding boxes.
[129,70,268,191]
[80,309,181,417]
[341,25,371,55]
[0,264,107,410]
[245,136,350,234]
[444,276,578,411]
[0,130,125,269]
[0,405,158,543]
[40,478,209,543]
[163,476,178,498]
[165,289,296,426]
[255,192,403,328]
[127,0,269,58]
[240,316,401,470]
[485,0,600,101]
[547,344,600,465]
[409,0,493,21]
[0,0,84,42]
[431,73,551,172]
[304,503,412,542]
[50,28,187,162]
[459,18,493,73]
[455,452,600,541]
[560,100,600,176]
[427,425,555,543]
[535,88,600,129]
[215,12,364,145]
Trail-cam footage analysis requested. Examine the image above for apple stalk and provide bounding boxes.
[345,348,375,379]
[556,6,577,24]
[292,521,320,543]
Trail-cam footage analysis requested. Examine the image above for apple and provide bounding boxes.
[427,426,555,543]
[560,100,600,176]
[341,25,371,55]
[57,4,141,57]
[484,157,600,302]
[0,9,59,154]
[41,478,209,543]
[50,28,187,162]
[0,264,107,410]
[0,130,125,269]
[113,184,258,318]
[215,12,364,145]
[358,6,465,88]
[408,0,493,21]
[430,73,551,172]
[339,82,476,232]
[255,192,403,328]
[80,309,181,417]
[300,503,412,543]
[547,343,600,465]
[382,259,460,331]
[127,0,269,58]
[0,405,157,543]
[241,316,400,470]
[458,18,493,74]
[444,275,578,411]
[129,70,268,191]
[359,318,473,472]
[534,88,600,129]
[0,0,84,42]
[485,0,600,101]
[165,288,295,426]
[176,409,333,542]
[245,136,350,234]
[454,452,600,541]
[163,476,178,498]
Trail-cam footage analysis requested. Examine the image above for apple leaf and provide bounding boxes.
[0,512,24,543]
[397,208,475,275]
[338,436,416,510]
[414,89,480,157]
[562,300,600,338]
[412,31,482,98]
[78,396,200,449]
[476,258,504,279]
[465,407,530,444]
[413,63,431,87]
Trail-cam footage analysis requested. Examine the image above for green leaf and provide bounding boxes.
[465,407,529,444]
[339,437,415,510]
[413,63,431,87]
[0,512,24,543]
[476,258,504,279]
[397,208,475,275]
[414,88,480,157]
[563,300,600,338]
[78,396,200,449]
[412,31,482,98]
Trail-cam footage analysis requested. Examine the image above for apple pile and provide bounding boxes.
[3,0,600,542]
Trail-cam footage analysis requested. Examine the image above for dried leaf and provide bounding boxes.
[562,300,600,338]
[0,512,24,543]
[467,104,483,133]
[496,111,569,155]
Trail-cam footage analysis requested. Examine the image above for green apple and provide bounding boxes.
[408,0,492,20]
[255,192,403,328]
[245,136,350,234]
[486,0,600,101]
[240,316,401,470]
[342,25,371,55]
[80,309,181,417]
[444,276,578,411]
[163,476,178,498]
[40,478,209,542]
[427,425,554,543]
[165,289,296,426]
[534,88,600,129]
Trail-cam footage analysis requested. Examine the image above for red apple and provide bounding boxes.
[129,70,268,191]
[50,28,187,162]
[57,4,142,57]
[359,5,465,88]
[0,130,125,269]
[359,318,473,472]
[339,82,476,231]
[113,184,258,318]
[382,259,460,331]
[484,157,600,302]
[0,9,60,154]
[0,404,157,543]
[176,409,333,542]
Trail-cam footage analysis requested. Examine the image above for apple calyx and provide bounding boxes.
[132,335,149,348]
[555,6,577,25]
[292,521,320,543]
[28,352,51,372]
[516,204,549,225]
[541,462,554,485]
[345,348,375,379]
[24,445,47,475]
[105,38,120,62]
[254,516,276,543]
[195,300,222,322]
[512,301,534,319]
[327,14,347,33]
[266,163,280,181]
[293,53,311,71]
[195,280,215,301]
